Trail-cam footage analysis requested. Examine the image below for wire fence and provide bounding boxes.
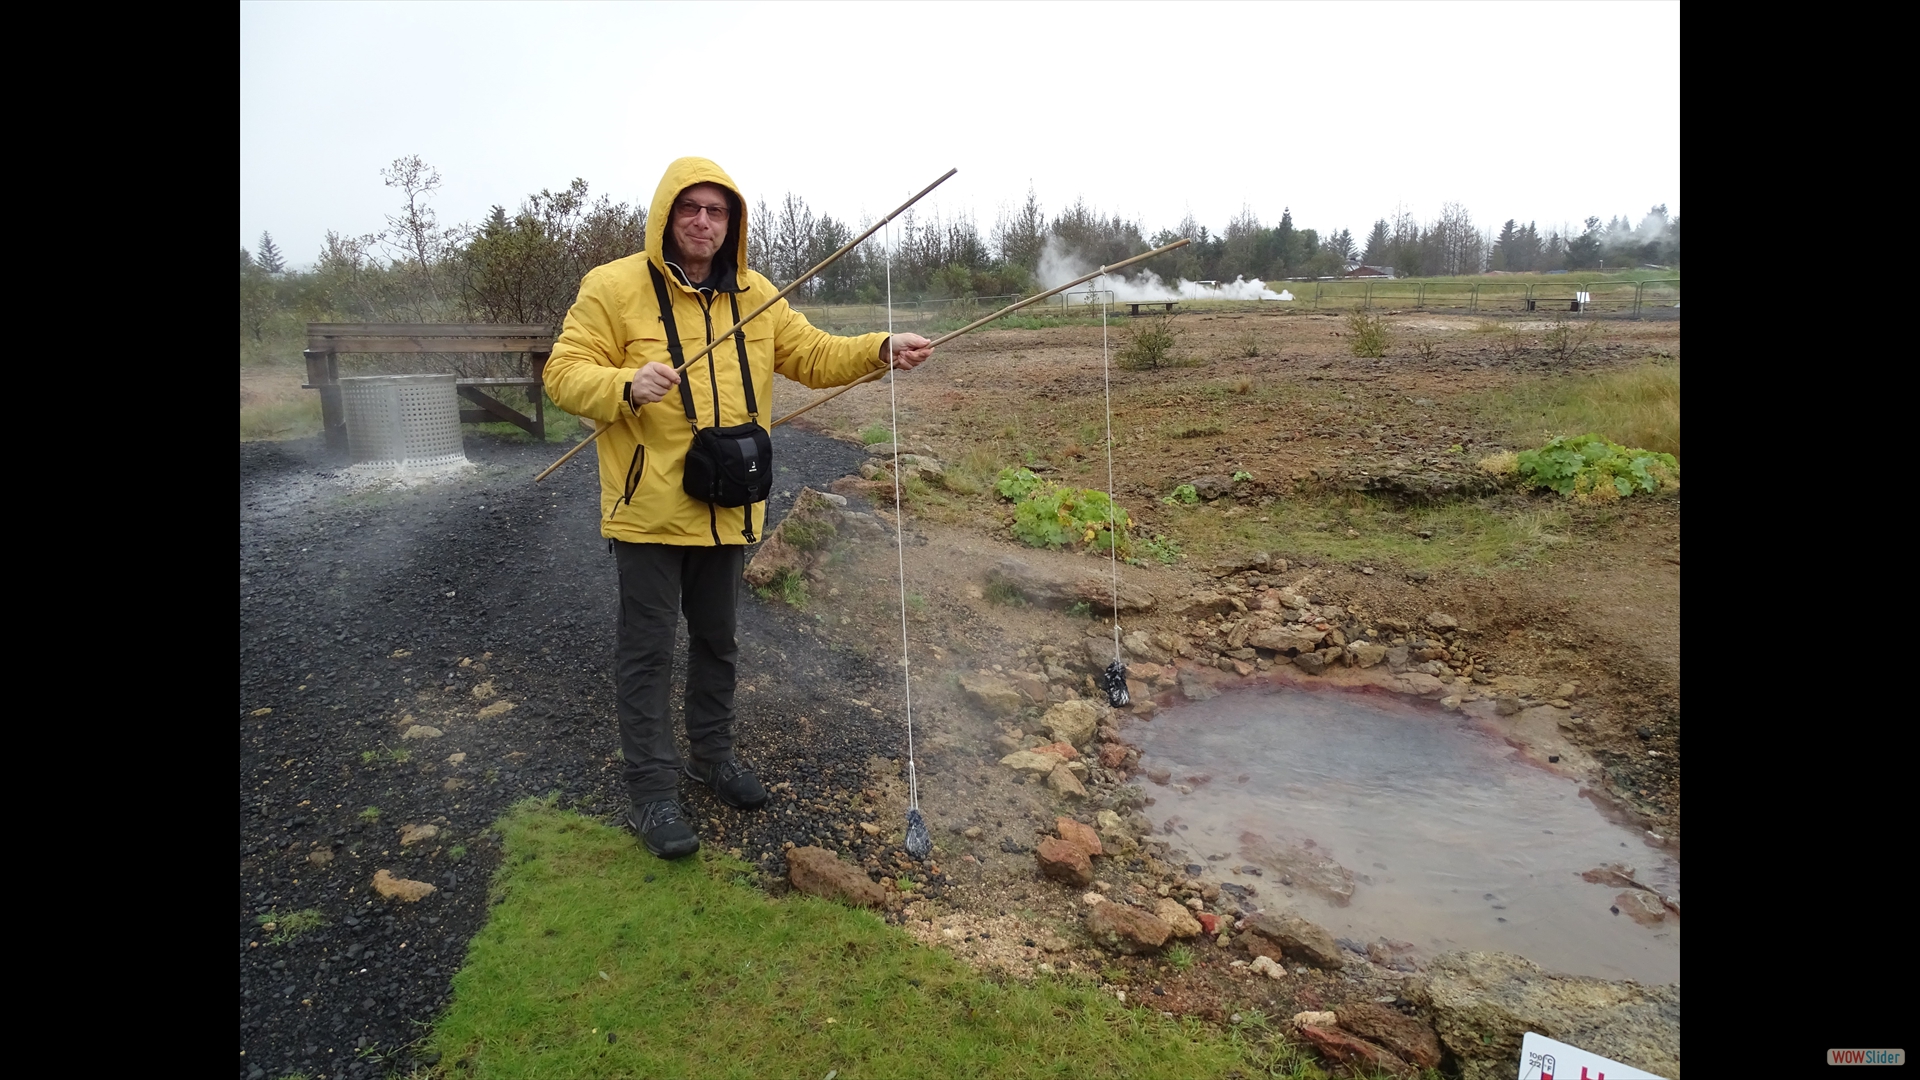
[792,279,1680,332]
[1298,278,1680,315]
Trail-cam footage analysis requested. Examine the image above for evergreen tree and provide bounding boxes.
[1566,216,1604,270]
[256,231,287,274]
[1490,219,1519,271]
[1269,207,1294,277]
[1361,220,1390,266]
[992,185,1046,271]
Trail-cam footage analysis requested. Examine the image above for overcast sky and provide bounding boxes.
[240,1,1679,267]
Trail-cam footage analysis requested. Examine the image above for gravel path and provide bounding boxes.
[238,427,947,1080]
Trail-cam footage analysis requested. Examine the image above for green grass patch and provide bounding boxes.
[255,907,327,946]
[1159,494,1573,572]
[860,423,892,445]
[1495,359,1680,458]
[752,567,809,609]
[240,394,325,441]
[430,801,1323,1079]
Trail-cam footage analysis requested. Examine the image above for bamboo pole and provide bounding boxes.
[769,237,1191,430]
[532,168,957,483]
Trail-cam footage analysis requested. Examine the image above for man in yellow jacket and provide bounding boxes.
[545,157,933,858]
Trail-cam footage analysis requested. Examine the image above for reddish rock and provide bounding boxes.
[1056,817,1104,857]
[1085,902,1171,954]
[1098,743,1129,769]
[1034,741,1079,761]
[1196,912,1220,935]
[1295,1023,1414,1077]
[786,846,885,908]
[1036,837,1094,886]
[1339,1003,1443,1070]
[1244,912,1345,970]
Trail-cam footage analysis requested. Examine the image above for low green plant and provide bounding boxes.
[360,746,411,766]
[753,567,809,609]
[983,579,1027,606]
[255,907,327,946]
[1346,308,1389,358]
[1012,486,1132,554]
[447,845,468,862]
[1232,470,1253,482]
[359,806,382,824]
[1515,433,1677,503]
[1116,313,1182,370]
[859,423,891,445]
[995,467,1133,555]
[1067,600,1092,618]
[993,466,1045,501]
[1163,483,1199,506]
[1166,944,1196,972]
[1136,535,1184,565]
[778,516,836,553]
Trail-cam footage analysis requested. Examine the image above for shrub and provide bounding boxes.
[860,423,891,445]
[1117,313,1182,370]
[1163,484,1199,506]
[1346,309,1389,358]
[1515,434,1677,502]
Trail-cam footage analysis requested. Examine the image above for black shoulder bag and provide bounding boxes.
[648,263,773,542]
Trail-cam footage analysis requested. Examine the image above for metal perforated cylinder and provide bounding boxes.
[340,375,467,469]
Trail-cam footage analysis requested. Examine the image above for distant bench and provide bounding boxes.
[304,323,555,448]
[1126,302,1177,317]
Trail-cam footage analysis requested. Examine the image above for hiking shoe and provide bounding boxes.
[684,757,769,810]
[629,799,699,859]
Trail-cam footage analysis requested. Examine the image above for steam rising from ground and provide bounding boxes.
[1036,237,1293,303]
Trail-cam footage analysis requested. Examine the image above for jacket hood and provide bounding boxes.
[647,157,750,290]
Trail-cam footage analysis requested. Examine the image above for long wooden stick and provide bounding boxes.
[770,237,1191,430]
[532,168,958,483]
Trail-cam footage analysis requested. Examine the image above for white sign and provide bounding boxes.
[1519,1032,1669,1080]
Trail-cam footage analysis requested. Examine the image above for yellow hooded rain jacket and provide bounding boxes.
[544,157,890,545]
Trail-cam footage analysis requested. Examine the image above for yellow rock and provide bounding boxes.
[372,869,435,902]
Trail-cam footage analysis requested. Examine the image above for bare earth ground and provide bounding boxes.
[238,308,1678,1077]
[738,309,1679,1025]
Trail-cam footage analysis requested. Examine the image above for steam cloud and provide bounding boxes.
[1036,237,1294,303]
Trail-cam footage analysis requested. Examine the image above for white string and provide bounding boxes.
[885,224,919,811]
[1103,293,1121,660]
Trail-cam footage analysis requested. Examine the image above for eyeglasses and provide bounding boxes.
[674,200,729,222]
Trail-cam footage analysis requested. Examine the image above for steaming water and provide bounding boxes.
[1132,689,1679,984]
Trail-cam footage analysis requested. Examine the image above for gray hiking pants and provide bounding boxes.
[614,541,744,805]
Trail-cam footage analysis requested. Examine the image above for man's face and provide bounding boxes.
[670,183,732,265]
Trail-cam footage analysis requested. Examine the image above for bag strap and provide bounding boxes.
[729,292,757,421]
[647,261,701,428]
